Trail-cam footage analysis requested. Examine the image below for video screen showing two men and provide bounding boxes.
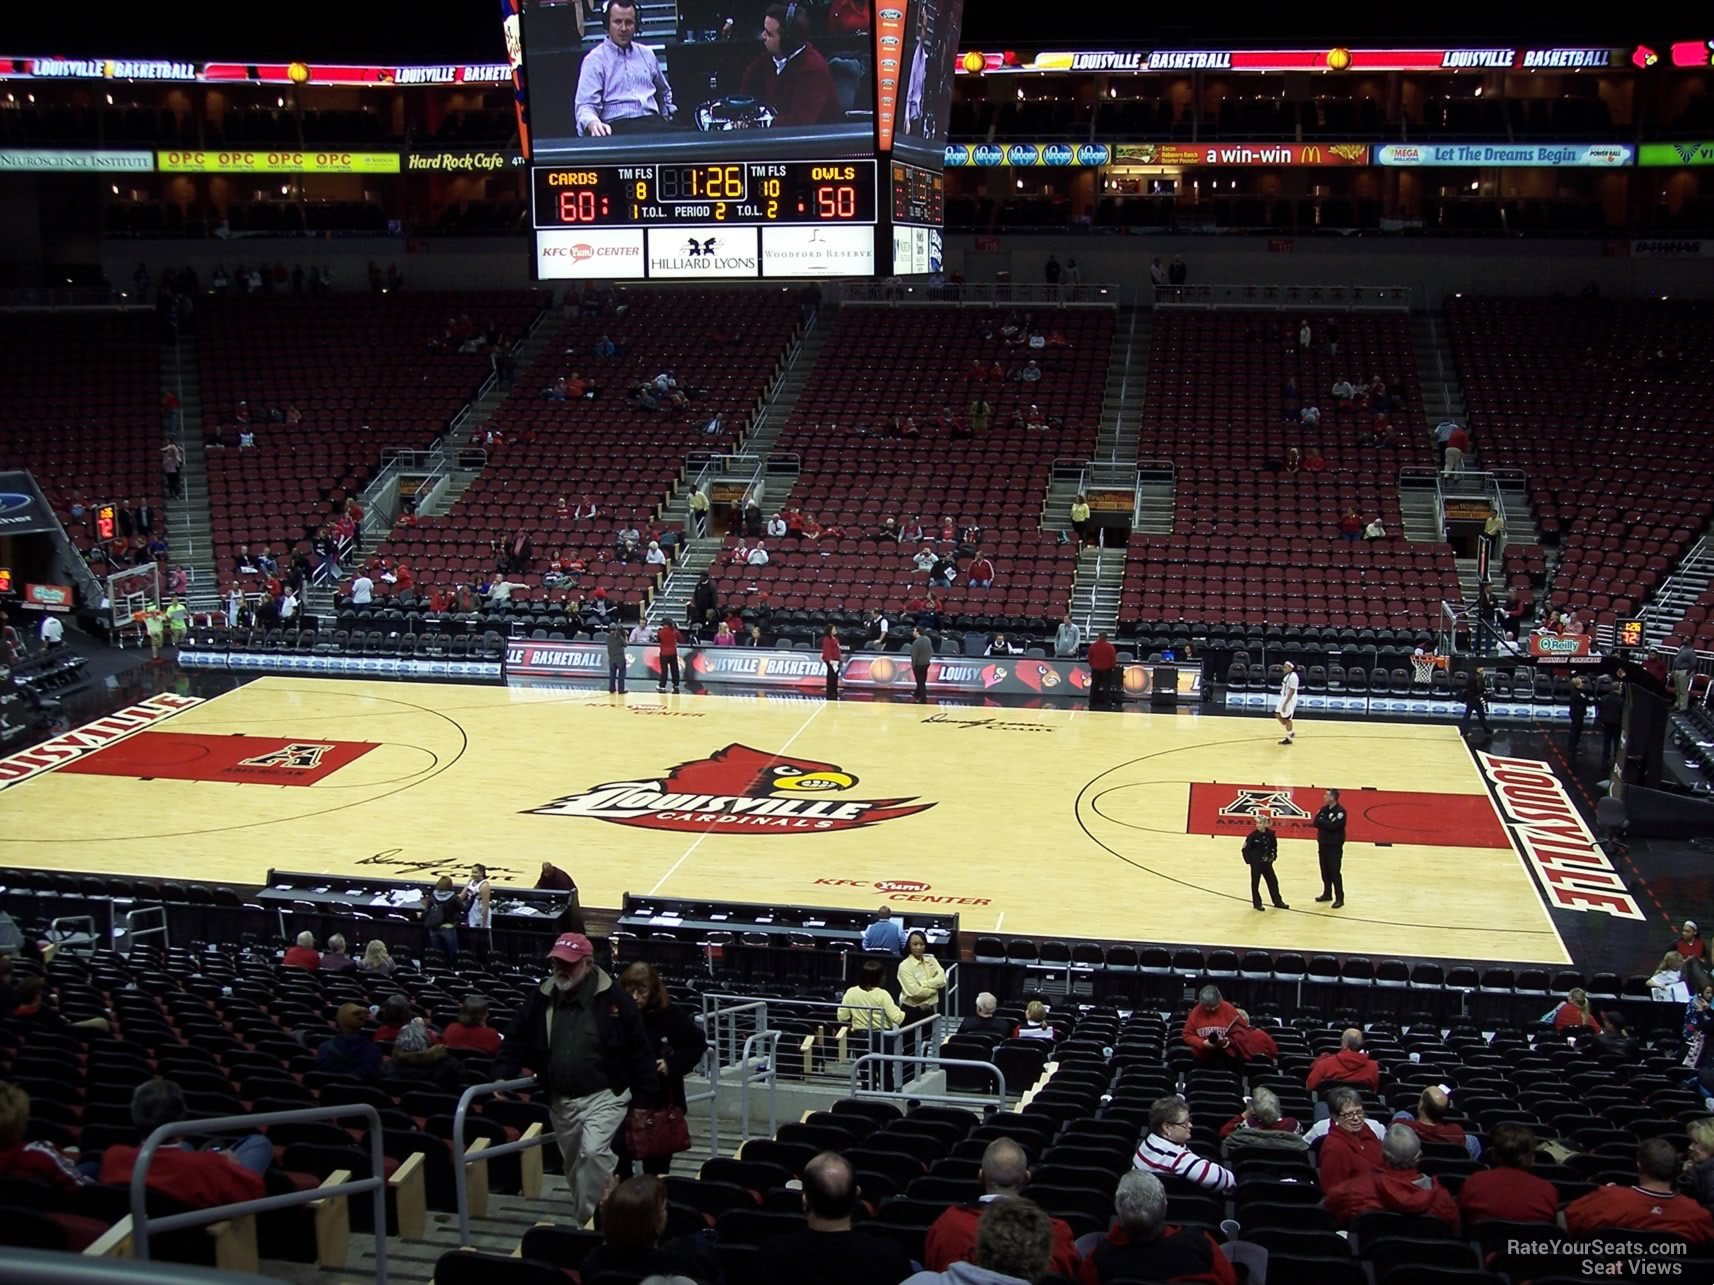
[524,0,877,162]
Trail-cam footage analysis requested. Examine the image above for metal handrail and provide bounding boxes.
[848,1054,1008,1111]
[119,906,168,957]
[48,915,99,959]
[129,1104,388,1284]
[836,281,1120,308]
[735,1028,782,1146]
[451,1076,552,1246]
[1153,283,1412,311]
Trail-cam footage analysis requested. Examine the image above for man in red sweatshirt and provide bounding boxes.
[1181,985,1246,1066]
[1564,1139,1714,1244]
[924,1137,1082,1278]
[655,618,681,694]
[99,1079,270,1209]
[1316,1089,1384,1193]
[1325,1124,1459,1231]
[1081,1171,1236,1285]
[1306,1028,1380,1092]
[820,623,842,702]
[1391,1085,1478,1158]
[1456,1123,1559,1227]
[1087,631,1118,710]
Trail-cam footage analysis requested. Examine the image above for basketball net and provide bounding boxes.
[1411,652,1447,684]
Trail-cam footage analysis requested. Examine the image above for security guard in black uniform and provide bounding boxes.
[1243,814,1289,912]
[1314,788,1347,908]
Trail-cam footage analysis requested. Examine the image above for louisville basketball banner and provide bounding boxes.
[528,743,934,833]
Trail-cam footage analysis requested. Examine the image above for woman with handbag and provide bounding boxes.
[615,962,707,1178]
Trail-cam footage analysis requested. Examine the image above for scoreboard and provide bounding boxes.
[532,159,878,280]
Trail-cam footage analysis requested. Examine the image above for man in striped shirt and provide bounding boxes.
[1133,1095,1235,1193]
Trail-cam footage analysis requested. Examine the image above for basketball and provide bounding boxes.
[287,61,312,84]
[1326,47,1352,71]
[1121,665,1150,695]
[868,655,898,685]
[962,51,985,74]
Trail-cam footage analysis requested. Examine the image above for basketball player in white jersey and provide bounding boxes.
[1276,661,1300,745]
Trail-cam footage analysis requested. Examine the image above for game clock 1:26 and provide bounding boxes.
[532,160,876,230]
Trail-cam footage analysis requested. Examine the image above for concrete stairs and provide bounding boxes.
[162,335,220,611]
[1399,487,1442,543]
[1069,546,1125,637]
[649,540,721,626]
[1135,479,1175,535]
[1096,306,1148,461]
[738,315,825,460]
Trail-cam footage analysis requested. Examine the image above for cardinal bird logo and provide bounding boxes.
[527,743,934,833]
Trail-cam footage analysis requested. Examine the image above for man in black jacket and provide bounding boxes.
[1243,814,1288,912]
[1313,788,1347,909]
[1599,679,1625,767]
[1459,668,1492,740]
[492,933,657,1223]
[1568,675,1591,757]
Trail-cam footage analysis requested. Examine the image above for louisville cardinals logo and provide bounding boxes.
[527,743,934,834]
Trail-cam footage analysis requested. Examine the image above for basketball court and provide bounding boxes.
[0,677,1591,964]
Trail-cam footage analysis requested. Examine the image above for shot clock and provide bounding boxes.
[532,160,876,230]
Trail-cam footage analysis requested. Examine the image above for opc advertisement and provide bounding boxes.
[155,150,402,173]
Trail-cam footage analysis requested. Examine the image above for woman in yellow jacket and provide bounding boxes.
[897,930,947,1065]
[839,960,905,1091]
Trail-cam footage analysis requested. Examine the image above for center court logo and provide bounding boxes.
[527,743,934,833]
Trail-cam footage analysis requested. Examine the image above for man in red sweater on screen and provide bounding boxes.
[1325,1124,1459,1232]
[924,1137,1081,1278]
[737,5,843,127]
[99,1079,269,1209]
[1456,1124,1559,1228]
[1564,1139,1714,1243]
[1316,1089,1384,1193]
[1306,1028,1380,1092]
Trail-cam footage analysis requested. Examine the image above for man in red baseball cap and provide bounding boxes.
[493,933,657,1223]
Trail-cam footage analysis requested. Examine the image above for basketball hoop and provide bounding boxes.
[1411,652,1447,685]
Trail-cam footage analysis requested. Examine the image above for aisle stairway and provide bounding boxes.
[647,314,824,623]
[162,334,219,611]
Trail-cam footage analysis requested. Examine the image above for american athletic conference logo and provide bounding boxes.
[527,743,934,833]
[1218,789,1311,820]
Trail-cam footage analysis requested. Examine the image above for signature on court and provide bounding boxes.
[922,713,1054,733]
[354,848,524,881]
